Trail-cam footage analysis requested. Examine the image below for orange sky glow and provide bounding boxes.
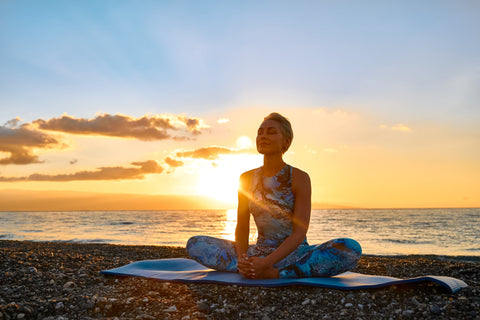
[1,107,478,210]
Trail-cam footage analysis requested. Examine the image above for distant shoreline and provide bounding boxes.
[1,206,479,212]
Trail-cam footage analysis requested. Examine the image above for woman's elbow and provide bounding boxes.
[291,229,307,244]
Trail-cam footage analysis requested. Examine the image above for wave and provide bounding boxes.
[381,239,435,245]
[0,234,17,239]
[109,221,135,226]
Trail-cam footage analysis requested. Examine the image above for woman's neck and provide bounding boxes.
[262,154,286,177]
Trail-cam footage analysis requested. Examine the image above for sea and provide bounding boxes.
[1,208,479,258]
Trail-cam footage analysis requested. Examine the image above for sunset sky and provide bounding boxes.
[1,1,479,210]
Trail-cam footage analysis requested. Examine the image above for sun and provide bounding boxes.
[196,154,261,204]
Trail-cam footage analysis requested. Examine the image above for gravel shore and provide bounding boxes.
[1,240,478,319]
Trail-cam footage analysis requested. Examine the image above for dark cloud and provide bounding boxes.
[164,157,184,167]
[33,113,206,140]
[176,146,255,160]
[0,120,66,165]
[4,118,21,128]
[0,160,163,182]
[178,115,202,134]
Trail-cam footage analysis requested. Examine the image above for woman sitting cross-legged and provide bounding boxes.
[187,112,361,279]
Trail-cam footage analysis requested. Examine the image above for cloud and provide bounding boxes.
[164,157,184,167]
[322,148,338,153]
[0,160,163,182]
[176,146,255,160]
[392,124,412,132]
[33,113,208,140]
[379,123,412,132]
[0,120,66,165]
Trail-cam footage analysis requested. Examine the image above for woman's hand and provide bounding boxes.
[237,253,254,278]
[237,254,279,279]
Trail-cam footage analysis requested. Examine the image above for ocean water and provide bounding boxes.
[0,208,478,257]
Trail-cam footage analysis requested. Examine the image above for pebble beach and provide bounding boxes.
[1,240,479,320]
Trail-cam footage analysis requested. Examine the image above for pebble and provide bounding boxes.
[165,305,177,312]
[402,309,414,316]
[197,301,210,312]
[429,304,442,315]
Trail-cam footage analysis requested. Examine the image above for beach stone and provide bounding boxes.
[55,301,64,310]
[429,304,441,315]
[411,297,420,306]
[197,301,210,312]
[165,305,177,312]
[402,309,414,317]
[28,267,38,273]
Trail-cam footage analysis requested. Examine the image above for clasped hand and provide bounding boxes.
[237,253,275,279]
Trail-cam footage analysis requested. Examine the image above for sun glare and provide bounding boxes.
[196,154,261,204]
[236,136,253,149]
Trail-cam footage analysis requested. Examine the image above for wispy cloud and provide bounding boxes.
[0,118,66,165]
[176,146,254,160]
[392,124,412,132]
[33,113,208,140]
[379,123,412,132]
[0,160,163,182]
[164,157,184,167]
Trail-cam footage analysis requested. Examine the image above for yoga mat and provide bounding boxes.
[101,258,468,293]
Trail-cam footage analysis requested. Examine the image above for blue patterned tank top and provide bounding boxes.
[248,165,307,254]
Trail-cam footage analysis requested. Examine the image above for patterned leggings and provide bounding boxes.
[186,235,362,278]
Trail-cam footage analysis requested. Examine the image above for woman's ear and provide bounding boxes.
[283,138,292,153]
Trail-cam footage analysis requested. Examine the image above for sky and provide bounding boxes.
[0,0,479,209]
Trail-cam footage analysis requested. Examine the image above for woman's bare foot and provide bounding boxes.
[258,266,279,279]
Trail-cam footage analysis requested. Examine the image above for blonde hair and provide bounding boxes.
[264,112,293,152]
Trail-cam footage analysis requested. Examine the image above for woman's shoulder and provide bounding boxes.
[291,166,310,178]
[290,166,311,185]
[240,167,260,180]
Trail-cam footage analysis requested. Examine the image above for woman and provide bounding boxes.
[187,113,361,279]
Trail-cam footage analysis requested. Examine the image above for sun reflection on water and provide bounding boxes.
[221,208,257,243]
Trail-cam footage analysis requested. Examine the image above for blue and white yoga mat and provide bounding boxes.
[101,258,468,293]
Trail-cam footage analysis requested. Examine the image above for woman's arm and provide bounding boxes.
[235,171,251,275]
[247,168,311,278]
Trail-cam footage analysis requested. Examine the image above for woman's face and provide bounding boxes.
[256,119,289,155]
